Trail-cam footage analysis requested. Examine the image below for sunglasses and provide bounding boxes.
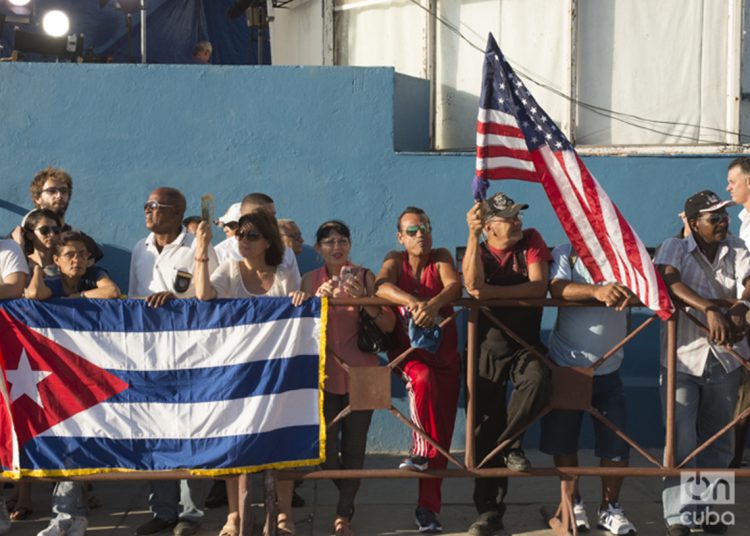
[235,230,263,242]
[35,225,61,237]
[41,187,70,196]
[402,224,431,237]
[699,212,729,225]
[144,201,175,211]
[58,250,89,260]
[319,238,349,247]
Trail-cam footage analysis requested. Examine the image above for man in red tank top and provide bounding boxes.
[376,206,462,534]
[462,192,552,536]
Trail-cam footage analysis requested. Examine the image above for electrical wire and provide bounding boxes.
[404,0,748,145]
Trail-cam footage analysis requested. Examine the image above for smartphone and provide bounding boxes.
[200,194,215,224]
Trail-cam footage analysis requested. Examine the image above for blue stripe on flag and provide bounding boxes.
[0,297,321,332]
[23,425,322,471]
[106,355,318,403]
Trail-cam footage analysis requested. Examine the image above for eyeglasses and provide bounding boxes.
[35,225,61,237]
[319,238,349,247]
[58,250,90,260]
[41,187,70,196]
[144,201,175,211]
[699,212,729,225]
[401,224,431,237]
[235,230,263,242]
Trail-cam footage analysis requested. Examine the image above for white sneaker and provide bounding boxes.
[37,518,65,536]
[0,499,10,535]
[597,502,636,535]
[573,499,590,531]
[66,516,88,536]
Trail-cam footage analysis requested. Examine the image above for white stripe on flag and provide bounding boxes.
[477,108,517,126]
[538,146,617,281]
[30,316,321,371]
[39,388,319,440]
[476,157,536,172]
[475,133,528,149]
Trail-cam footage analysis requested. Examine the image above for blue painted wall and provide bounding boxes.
[0,63,742,452]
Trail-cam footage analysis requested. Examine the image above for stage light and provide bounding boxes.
[8,0,32,6]
[42,10,70,38]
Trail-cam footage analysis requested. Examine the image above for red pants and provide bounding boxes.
[402,355,460,513]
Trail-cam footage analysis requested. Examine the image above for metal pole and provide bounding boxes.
[465,305,478,468]
[140,0,147,63]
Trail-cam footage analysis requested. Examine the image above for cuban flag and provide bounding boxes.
[475,33,674,320]
[0,297,326,478]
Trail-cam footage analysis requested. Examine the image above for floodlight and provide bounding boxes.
[42,10,70,37]
[8,0,32,6]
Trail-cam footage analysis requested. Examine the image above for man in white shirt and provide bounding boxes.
[213,202,241,264]
[655,190,750,536]
[129,187,217,536]
[220,192,301,287]
[725,156,750,468]
[0,239,27,535]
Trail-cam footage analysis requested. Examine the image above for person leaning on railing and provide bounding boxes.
[654,190,750,536]
[461,192,552,536]
[375,206,462,534]
[300,219,395,536]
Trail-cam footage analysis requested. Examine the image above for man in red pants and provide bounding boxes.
[376,206,462,533]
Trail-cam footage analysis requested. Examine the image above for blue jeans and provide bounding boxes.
[149,479,210,522]
[52,481,88,518]
[660,354,741,527]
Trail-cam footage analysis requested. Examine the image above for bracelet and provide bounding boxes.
[194,257,209,263]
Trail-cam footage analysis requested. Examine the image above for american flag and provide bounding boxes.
[475,33,674,320]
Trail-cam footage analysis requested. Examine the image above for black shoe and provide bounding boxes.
[503,449,531,472]
[204,480,228,509]
[172,520,199,536]
[292,490,305,508]
[468,511,508,536]
[699,518,729,535]
[135,517,177,535]
[665,524,690,536]
[415,507,442,533]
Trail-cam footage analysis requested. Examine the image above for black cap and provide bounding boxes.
[684,190,735,221]
[484,192,528,220]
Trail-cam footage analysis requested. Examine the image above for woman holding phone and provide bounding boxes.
[300,220,395,536]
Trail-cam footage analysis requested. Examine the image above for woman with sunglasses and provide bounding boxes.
[25,231,120,300]
[21,208,62,274]
[375,206,462,534]
[299,220,395,536]
[194,211,308,536]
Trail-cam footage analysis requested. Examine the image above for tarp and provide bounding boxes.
[1,0,270,65]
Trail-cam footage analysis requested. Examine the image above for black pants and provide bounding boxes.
[322,392,373,518]
[472,330,551,515]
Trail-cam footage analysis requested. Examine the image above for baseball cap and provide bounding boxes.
[683,190,735,220]
[484,192,528,220]
[216,202,242,226]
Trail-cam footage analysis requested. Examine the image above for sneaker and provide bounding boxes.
[136,516,177,535]
[573,499,590,531]
[67,516,89,536]
[399,455,429,472]
[665,524,689,536]
[468,511,508,536]
[597,503,636,535]
[37,518,65,536]
[0,500,10,536]
[503,449,531,472]
[415,507,442,533]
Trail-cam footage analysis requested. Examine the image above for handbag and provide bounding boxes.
[357,307,393,353]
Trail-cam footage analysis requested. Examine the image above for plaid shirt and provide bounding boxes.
[654,233,750,376]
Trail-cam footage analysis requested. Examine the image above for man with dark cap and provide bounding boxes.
[462,192,552,536]
[655,190,750,536]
